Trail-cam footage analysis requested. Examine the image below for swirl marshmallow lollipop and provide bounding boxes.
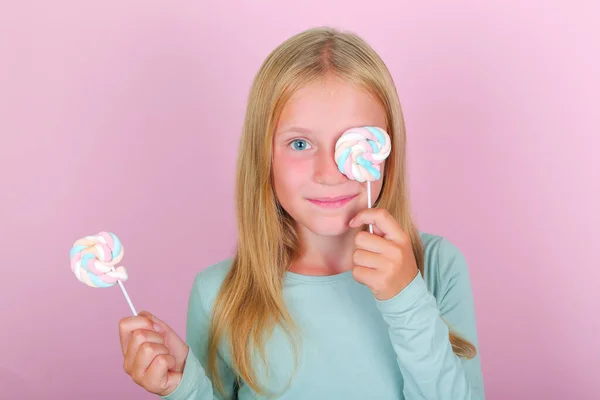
[335,126,391,233]
[70,231,137,315]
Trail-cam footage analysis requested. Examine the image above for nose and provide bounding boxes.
[314,148,347,185]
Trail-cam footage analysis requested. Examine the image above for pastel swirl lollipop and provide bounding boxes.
[335,126,391,233]
[334,126,391,182]
[70,231,137,315]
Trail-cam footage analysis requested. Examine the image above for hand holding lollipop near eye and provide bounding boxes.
[336,126,419,301]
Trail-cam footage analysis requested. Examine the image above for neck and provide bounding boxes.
[289,224,361,276]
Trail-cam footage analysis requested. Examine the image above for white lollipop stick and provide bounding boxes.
[367,181,373,234]
[112,266,137,316]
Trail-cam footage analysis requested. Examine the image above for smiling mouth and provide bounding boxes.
[306,194,359,209]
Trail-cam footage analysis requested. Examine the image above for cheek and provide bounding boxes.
[366,164,385,201]
[371,179,384,199]
[273,153,313,199]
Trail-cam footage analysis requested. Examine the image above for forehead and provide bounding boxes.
[275,75,387,138]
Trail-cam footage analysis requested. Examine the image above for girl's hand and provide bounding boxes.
[118,311,189,396]
[349,208,419,301]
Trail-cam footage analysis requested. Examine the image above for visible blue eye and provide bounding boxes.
[290,139,312,151]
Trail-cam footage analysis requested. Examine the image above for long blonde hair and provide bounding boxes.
[207,26,476,397]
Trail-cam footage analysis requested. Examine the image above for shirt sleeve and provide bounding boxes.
[375,237,486,399]
[162,272,237,400]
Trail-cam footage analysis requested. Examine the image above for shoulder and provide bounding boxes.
[189,257,235,312]
[419,231,468,269]
[418,231,473,302]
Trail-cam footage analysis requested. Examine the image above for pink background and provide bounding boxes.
[1,1,598,399]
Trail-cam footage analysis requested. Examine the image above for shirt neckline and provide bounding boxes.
[284,269,354,284]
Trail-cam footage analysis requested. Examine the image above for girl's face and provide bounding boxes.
[273,75,388,237]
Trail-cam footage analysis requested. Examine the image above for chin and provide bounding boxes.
[300,217,351,237]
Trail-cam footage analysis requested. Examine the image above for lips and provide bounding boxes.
[307,194,359,209]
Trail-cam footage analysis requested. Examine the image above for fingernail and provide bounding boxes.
[349,218,355,226]
[153,323,162,332]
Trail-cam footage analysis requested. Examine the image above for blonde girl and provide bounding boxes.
[118,26,485,400]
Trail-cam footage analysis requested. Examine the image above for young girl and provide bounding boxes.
[118,26,485,399]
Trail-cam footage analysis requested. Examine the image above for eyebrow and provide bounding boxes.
[275,126,315,137]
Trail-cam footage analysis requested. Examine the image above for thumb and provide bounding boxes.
[139,311,170,333]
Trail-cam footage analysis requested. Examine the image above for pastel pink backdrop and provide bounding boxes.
[1,1,598,399]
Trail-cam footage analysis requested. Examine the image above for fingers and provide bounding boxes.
[141,311,167,334]
[118,313,156,356]
[354,231,401,256]
[353,248,389,269]
[145,353,177,390]
[138,313,189,369]
[350,208,409,244]
[352,250,384,292]
[118,312,186,396]
[352,265,380,290]
[123,329,165,375]
[130,342,170,384]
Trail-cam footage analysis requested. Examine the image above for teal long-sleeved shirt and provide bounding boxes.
[162,232,485,399]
